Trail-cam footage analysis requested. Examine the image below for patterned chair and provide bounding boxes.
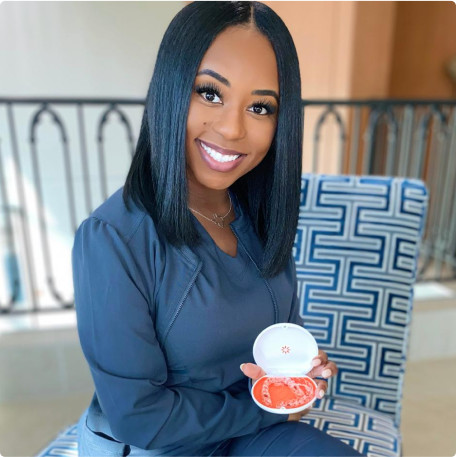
[36,174,428,457]
[294,174,428,456]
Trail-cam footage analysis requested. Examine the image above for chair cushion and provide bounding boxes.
[302,396,401,457]
[36,424,78,457]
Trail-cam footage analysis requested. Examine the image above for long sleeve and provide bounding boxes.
[288,255,304,326]
[73,217,287,451]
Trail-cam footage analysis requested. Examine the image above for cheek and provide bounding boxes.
[185,106,204,154]
[250,124,276,159]
[186,103,200,134]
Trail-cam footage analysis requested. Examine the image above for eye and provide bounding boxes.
[194,82,223,104]
[194,83,277,116]
[249,99,277,116]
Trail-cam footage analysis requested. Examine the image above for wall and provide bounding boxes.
[264,2,357,173]
[389,1,456,98]
[0,1,184,97]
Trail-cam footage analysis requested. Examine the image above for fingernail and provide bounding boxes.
[312,359,321,367]
[319,390,325,398]
[322,369,331,378]
[240,363,245,371]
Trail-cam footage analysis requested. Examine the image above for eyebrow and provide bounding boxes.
[196,69,279,103]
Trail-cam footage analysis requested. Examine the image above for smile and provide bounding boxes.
[200,142,240,162]
[197,139,246,173]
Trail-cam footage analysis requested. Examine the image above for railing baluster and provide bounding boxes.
[77,104,93,215]
[444,108,456,277]
[349,106,361,175]
[398,105,414,177]
[384,106,399,176]
[363,108,380,174]
[29,105,74,307]
[312,105,346,173]
[432,107,452,279]
[7,103,39,311]
[97,104,136,201]
[0,142,21,311]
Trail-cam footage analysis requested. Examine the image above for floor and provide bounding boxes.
[401,356,456,456]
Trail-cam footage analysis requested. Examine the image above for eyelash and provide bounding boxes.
[194,82,276,116]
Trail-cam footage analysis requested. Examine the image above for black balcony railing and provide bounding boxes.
[0,97,455,314]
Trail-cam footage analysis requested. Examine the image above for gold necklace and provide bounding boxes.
[188,193,232,229]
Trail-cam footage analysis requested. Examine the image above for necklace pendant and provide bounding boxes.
[212,213,225,228]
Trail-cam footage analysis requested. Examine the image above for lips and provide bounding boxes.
[196,139,246,173]
[198,139,245,156]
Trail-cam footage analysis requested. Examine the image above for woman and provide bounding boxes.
[73,2,363,456]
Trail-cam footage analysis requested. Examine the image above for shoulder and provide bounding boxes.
[77,187,155,246]
[73,187,165,261]
[73,187,200,269]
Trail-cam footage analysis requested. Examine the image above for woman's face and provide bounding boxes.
[185,25,279,193]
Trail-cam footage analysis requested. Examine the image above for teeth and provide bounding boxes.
[201,142,240,163]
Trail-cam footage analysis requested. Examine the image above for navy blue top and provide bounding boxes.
[73,187,304,455]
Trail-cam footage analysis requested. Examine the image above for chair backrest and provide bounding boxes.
[293,174,428,426]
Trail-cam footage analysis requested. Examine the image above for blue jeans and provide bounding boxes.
[77,409,364,456]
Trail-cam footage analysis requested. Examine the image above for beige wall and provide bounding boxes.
[350,2,397,98]
[389,1,456,98]
[267,1,456,99]
[265,1,456,172]
[264,2,357,99]
[265,2,361,172]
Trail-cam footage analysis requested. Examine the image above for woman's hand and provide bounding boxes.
[240,350,337,421]
[307,349,338,400]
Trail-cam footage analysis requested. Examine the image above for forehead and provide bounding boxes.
[197,26,279,91]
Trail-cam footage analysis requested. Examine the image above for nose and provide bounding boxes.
[211,105,247,141]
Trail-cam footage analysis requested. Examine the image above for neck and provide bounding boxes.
[187,176,231,214]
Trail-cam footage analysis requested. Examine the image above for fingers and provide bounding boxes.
[240,363,266,381]
[314,379,328,399]
[299,406,312,417]
[311,360,338,378]
[308,350,338,379]
[311,349,328,368]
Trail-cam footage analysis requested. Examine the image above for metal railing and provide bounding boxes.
[303,99,456,281]
[0,97,455,314]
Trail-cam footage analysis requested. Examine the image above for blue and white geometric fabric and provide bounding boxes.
[293,174,428,427]
[36,424,77,457]
[302,397,401,457]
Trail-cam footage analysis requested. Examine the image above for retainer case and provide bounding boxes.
[251,323,319,414]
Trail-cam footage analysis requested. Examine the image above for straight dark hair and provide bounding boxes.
[123,1,302,279]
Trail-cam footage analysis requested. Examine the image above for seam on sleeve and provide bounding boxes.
[90,213,147,247]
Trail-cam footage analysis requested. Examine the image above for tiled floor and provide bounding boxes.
[401,356,456,456]
[0,391,92,456]
[0,356,455,456]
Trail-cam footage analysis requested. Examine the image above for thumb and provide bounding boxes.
[240,363,266,381]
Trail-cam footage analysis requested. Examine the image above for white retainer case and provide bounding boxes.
[251,323,319,414]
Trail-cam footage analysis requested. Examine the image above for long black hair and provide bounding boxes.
[123,1,302,279]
